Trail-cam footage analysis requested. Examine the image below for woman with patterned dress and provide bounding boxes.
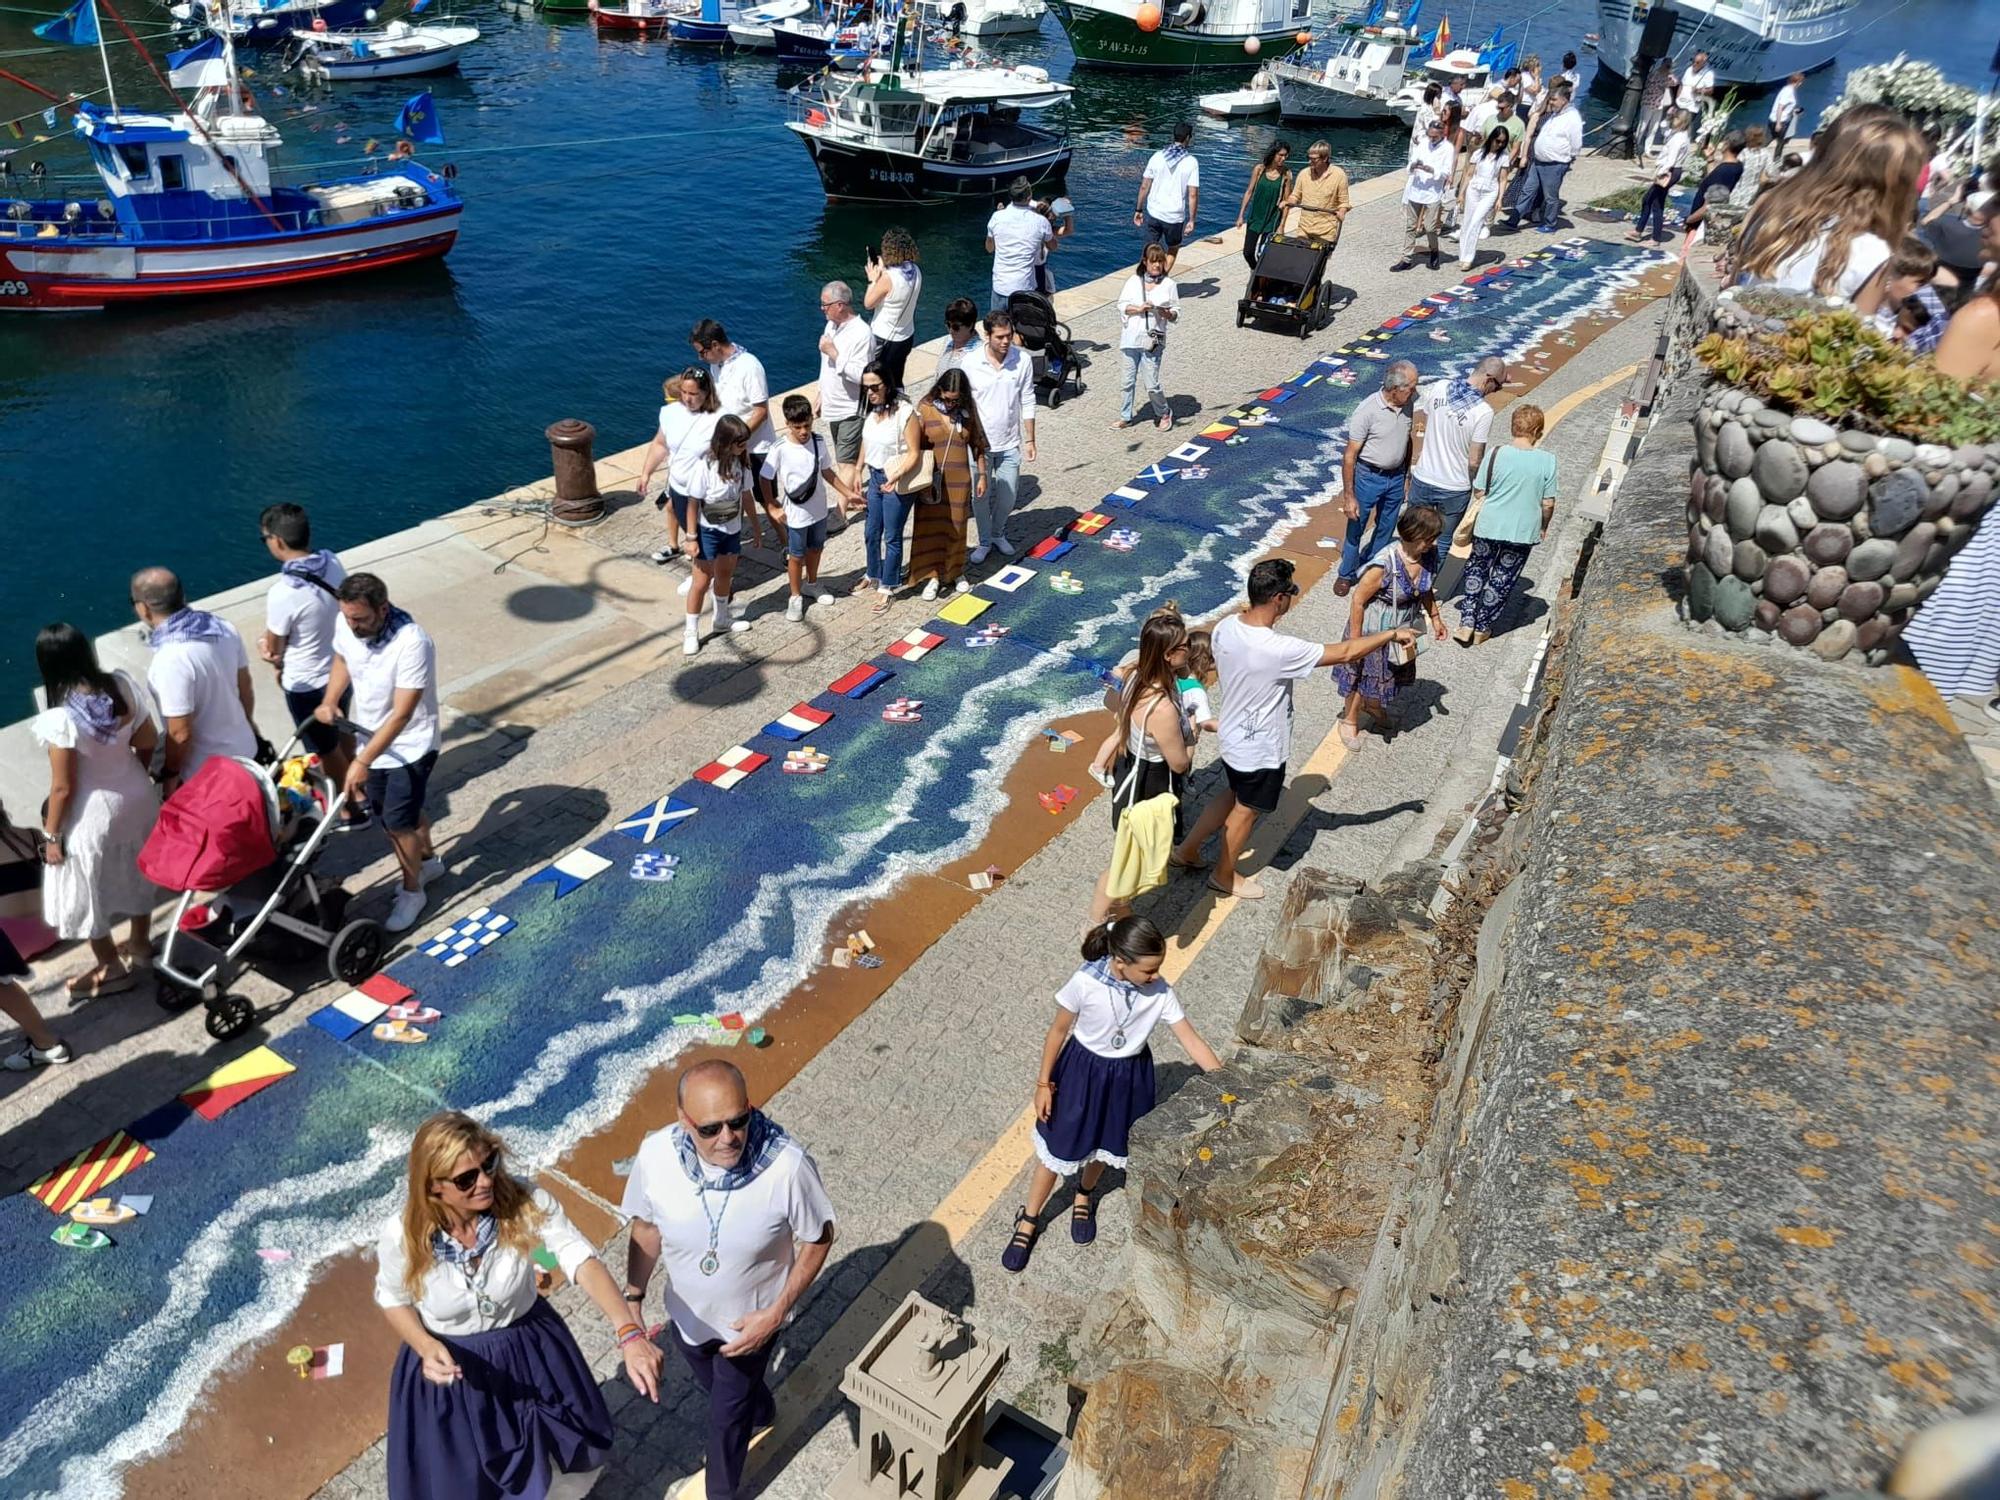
[906,367,991,602]
[1455,403,1560,646]
[1332,507,1447,747]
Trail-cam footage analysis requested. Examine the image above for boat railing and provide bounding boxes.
[0,187,443,243]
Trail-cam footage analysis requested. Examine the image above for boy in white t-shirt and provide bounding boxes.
[760,394,853,623]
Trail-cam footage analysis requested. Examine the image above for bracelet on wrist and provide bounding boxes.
[617,1326,648,1348]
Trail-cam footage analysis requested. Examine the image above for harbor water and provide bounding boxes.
[0,0,1987,706]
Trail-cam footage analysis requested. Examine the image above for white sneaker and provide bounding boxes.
[805,581,831,600]
[954,578,971,594]
[385,887,428,934]
[677,575,692,596]
[419,856,445,888]
[921,578,940,601]
[786,595,805,622]
[993,537,1015,557]
[650,547,673,565]
[3,1040,71,1071]
[684,625,702,656]
[969,544,992,564]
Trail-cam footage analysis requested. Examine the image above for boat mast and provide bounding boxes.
[88,0,122,117]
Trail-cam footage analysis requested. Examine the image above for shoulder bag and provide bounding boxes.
[1362,549,1423,685]
[1452,447,1499,555]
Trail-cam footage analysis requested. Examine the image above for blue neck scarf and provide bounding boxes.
[280,550,339,591]
[147,608,235,650]
[359,605,414,654]
[431,1210,496,1268]
[1162,142,1188,166]
[65,688,120,745]
[1442,373,1487,416]
[673,1109,790,1192]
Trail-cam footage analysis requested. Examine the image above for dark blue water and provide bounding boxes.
[0,0,1986,705]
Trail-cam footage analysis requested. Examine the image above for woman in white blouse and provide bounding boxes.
[375,1112,664,1500]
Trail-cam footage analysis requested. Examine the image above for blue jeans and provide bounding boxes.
[1341,465,1404,584]
[864,465,911,589]
[1121,345,1165,423]
[975,446,1021,547]
[1409,477,1472,541]
[1509,160,1570,230]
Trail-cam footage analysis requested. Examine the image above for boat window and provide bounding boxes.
[115,144,149,178]
[157,154,186,191]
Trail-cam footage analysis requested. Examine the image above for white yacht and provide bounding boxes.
[1270,24,1415,121]
[917,0,1047,38]
[1595,0,1857,86]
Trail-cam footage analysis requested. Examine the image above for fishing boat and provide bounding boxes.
[771,10,888,66]
[590,0,689,33]
[915,0,1046,38]
[1270,19,1416,120]
[290,19,482,78]
[537,0,594,14]
[668,0,730,42]
[0,61,461,311]
[724,0,810,47]
[1199,63,1278,114]
[787,26,1072,202]
[1044,0,1311,72]
[1595,0,1854,86]
[171,0,377,47]
[1386,44,1493,126]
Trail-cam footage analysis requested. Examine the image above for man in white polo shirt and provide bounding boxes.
[964,308,1038,565]
[1393,115,1457,272]
[1172,560,1411,901]
[622,1061,835,1500]
[986,175,1055,313]
[694,318,776,550]
[1134,121,1201,272]
[814,281,874,499]
[315,572,441,933]
[132,565,258,786]
[1675,49,1716,120]
[1502,81,1581,234]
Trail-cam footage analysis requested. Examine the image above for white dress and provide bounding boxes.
[33,670,160,939]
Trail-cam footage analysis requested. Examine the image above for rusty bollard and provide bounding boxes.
[544,419,603,526]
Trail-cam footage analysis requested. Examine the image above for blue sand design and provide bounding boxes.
[0,244,1663,1499]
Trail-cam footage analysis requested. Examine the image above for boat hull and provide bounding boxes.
[1200,85,1279,116]
[0,203,460,312]
[228,0,375,46]
[318,44,471,77]
[538,0,594,11]
[668,14,730,40]
[789,126,1070,204]
[1046,0,1307,70]
[593,8,675,31]
[1272,65,1399,120]
[1593,0,1852,87]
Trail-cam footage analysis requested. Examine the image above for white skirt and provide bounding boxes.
[44,785,158,940]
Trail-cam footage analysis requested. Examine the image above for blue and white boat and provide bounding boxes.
[291,19,482,78]
[723,0,811,48]
[0,58,461,311]
[668,0,730,42]
[172,0,379,47]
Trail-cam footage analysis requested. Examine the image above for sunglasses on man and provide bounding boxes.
[692,1110,753,1139]
[440,1149,500,1194]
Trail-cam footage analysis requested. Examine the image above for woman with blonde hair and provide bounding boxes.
[374,1111,663,1499]
[862,226,923,396]
[1734,103,1927,314]
[1085,606,1194,925]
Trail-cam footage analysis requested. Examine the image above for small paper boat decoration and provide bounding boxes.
[386,1003,441,1024]
[882,696,923,723]
[630,852,679,883]
[70,1197,137,1227]
[782,748,831,774]
[963,625,1010,647]
[373,1020,429,1045]
[1049,572,1084,595]
[52,1223,110,1251]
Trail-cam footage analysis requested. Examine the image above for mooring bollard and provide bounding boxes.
[544,418,603,525]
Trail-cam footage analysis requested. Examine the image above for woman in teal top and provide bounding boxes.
[1235,142,1293,272]
[1456,402,1560,644]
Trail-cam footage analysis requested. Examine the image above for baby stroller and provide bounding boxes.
[1238,234,1339,339]
[1006,289,1084,408]
[139,732,384,1040]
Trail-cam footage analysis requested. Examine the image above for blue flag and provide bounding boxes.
[34,0,101,45]
[166,35,225,72]
[410,0,432,13]
[395,91,444,146]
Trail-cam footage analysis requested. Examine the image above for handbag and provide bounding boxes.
[1452,448,1497,556]
[0,810,44,922]
[1362,549,1422,686]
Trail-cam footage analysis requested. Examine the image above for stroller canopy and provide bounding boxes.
[139,757,280,894]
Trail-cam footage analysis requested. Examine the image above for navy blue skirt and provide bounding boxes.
[1034,1037,1157,1174]
[387,1296,615,1500]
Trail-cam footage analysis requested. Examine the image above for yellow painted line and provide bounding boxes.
[1537,363,1639,431]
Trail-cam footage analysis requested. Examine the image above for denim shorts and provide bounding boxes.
[697,525,742,560]
[786,518,828,557]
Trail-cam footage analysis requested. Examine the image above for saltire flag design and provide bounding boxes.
[28,1130,154,1216]
[395,91,445,146]
[764,703,833,741]
[180,1045,296,1121]
[1072,512,1112,534]
[829,663,894,697]
[887,630,945,661]
[986,563,1036,592]
[616,796,697,843]
[522,848,614,899]
[423,908,514,967]
[34,0,99,45]
[694,746,769,789]
[1133,463,1177,485]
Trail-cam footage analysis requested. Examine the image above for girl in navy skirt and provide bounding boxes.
[375,1112,665,1499]
[1001,916,1222,1272]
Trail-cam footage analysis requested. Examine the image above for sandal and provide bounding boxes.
[1000,1206,1042,1273]
[67,968,137,1000]
[1338,722,1362,750]
[1167,852,1210,874]
[1071,1184,1100,1245]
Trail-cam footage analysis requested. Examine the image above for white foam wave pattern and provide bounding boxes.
[23,329,1517,1493]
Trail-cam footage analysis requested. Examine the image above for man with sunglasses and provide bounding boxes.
[621,1061,835,1500]
[1172,559,1413,900]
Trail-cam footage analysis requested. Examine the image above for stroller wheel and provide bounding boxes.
[1048,388,1063,410]
[329,918,386,986]
[205,994,256,1042]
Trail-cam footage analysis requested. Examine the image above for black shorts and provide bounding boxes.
[1141,212,1188,250]
[1222,759,1285,814]
[283,684,349,758]
[365,749,439,834]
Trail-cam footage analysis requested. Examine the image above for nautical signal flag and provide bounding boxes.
[180,1045,296,1121]
[1072,512,1111,534]
[764,703,834,741]
[618,796,698,843]
[395,91,445,146]
[34,0,100,46]
[694,746,769,790]
[887,630,944,662]
[829,663,893,697]
[522,847,614,900]
[28,1129,154,1216]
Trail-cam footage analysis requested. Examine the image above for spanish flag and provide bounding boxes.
[1433,13,1449,57]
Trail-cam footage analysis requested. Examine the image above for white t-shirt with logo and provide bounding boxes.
[1410,378,1497,492]
[620,1129,836,1346]
[660,404,722,495]
[987,205,1052,301]
[1143,148,1200,223]
[149,629,256,779]
[264,556,348,693]
[333,614,439,768]
[1212,612,1323,772]
[1058,962,1186,1060]
[709,348,773,454]
[761,434,830,529]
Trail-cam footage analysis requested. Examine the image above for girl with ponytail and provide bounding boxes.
[999,916,1222,1274]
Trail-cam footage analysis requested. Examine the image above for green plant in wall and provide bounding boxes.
[1696,305,2000,446]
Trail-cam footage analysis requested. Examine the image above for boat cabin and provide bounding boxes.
[807,68,1069,168]
[1315,28,1412,96]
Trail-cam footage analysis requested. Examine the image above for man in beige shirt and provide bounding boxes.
[1286,140,1352,246]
